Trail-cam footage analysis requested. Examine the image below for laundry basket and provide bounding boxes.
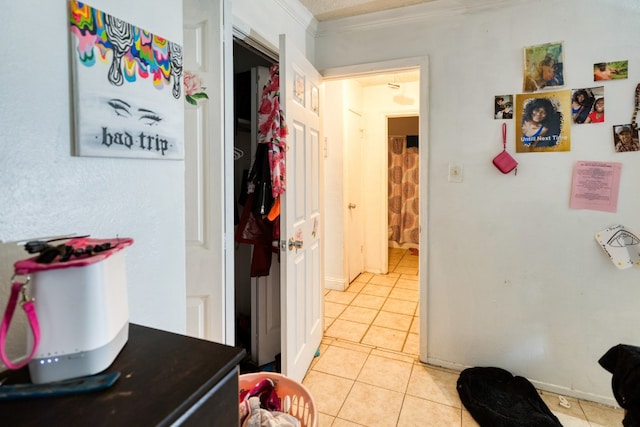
[239,372,317,427]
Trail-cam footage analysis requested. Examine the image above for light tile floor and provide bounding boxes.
[302,248,625,426]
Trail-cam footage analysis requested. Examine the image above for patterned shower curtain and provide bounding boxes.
[388,136,419,245]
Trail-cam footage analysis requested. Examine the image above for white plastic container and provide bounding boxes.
[14,237,133,384]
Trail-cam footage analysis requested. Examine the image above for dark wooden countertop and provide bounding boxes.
[0,323,246,426]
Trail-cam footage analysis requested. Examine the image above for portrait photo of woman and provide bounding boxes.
[515,90,571,152]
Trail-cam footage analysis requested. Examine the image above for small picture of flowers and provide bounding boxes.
[184,71,209,105]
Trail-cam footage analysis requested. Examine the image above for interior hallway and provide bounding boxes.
[301,248,624,426]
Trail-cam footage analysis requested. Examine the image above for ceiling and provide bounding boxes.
[297,0,438,22]
[237,0,446,86]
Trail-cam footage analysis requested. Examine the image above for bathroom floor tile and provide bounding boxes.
[325,301,348,318]
[361,325,407,352]
[325,319,370,342]
[402,333,419,355]
[312,345,369,380]
[406,364,462,409]
[393,266,418,275]
[309,248,621,426]
[361,283,393,297]
[356,353,412,393]
[345,281,366,293]
[381,298,417,316]
[339,305,379,324]
[579,399,624,426]
[397,395,461,427]
[368,275,399,287]
[351,293,386,310]
[395,278,418,290]
[325,290,357,305]
[388,287,418,302]
[302,370,353,417]
[372,311,413,331]
[338,382,405,427]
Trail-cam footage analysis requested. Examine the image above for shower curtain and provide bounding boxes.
[388,135,419,245]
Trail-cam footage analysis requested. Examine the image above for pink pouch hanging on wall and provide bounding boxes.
[493,123,518,174]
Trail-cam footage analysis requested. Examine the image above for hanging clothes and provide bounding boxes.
[233,65,287,277]
[258,64,288,200]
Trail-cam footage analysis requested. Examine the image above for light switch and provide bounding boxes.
[448,163,463,183]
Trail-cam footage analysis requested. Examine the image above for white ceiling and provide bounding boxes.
[298,0,438,22]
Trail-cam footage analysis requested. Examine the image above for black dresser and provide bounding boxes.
[0,323,246,426]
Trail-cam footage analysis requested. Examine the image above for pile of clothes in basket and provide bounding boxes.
[239,377,299,427]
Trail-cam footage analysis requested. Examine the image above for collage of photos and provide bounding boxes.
[494,40,633,155]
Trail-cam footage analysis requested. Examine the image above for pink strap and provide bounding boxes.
[1,281,40,370]
[502,122,507,150]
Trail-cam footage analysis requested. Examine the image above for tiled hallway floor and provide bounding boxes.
[301,248,624,426]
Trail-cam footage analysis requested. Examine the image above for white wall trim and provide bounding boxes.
[315,0,532,36]
[274,0,318,37]
[321,57,426,81]
[325,275,348,291]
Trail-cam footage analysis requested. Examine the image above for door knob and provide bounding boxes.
[288,237,303,251]
[348,203,357,209]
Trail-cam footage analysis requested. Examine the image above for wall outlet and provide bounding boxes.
[448,163,463,183]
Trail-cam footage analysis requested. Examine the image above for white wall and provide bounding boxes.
[0,0,185,363]
[323,80,347,289]
[315,0,640,405]
[232,0,316,59]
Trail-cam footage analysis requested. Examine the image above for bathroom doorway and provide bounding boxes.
[387,116,420,255]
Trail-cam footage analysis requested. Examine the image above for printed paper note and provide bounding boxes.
[570,161,621,212]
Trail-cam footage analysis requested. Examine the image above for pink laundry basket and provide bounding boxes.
[239,372,317,427]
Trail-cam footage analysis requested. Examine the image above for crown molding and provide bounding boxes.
[274,0,319,37]
[315,0,532,37]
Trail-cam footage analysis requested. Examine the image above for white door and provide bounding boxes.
[346,109,364,283]
[183,0,227,342]
[279,34,324,382]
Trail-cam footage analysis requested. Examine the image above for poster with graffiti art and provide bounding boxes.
[515,90,571,152]
[69,1,184,159]
[595,225,640,269]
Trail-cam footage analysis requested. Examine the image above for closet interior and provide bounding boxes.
[233,39,283,373]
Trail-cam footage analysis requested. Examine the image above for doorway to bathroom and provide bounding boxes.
[387,116,420,256]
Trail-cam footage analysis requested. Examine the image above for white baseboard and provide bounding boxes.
[324,275,347,291]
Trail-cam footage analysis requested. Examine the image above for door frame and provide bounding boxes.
[223,20,281,345]
[322,56,430,362]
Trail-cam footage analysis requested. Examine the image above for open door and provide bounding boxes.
[346,109,364,283]
[183,0,227,343]
[279,34,324,382]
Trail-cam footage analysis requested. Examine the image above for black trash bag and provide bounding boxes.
[457,367,562,427]
[599,344,640,427]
